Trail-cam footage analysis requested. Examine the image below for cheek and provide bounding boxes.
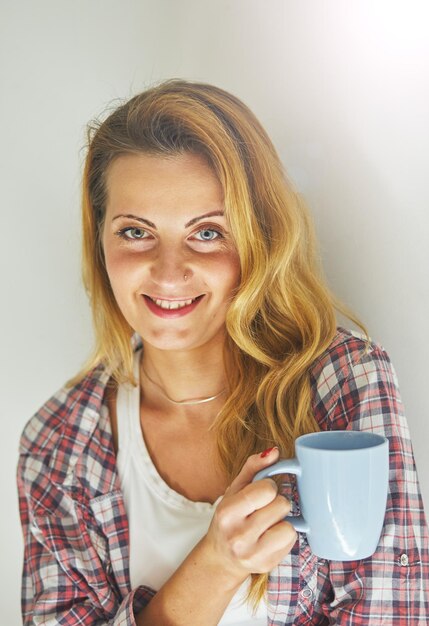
[103,249,123,287]
[103,248,141,299]
[104,249,126,276]
[213,252,241,294]
[227,249,241,282]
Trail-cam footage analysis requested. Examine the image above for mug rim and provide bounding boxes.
[296,430,387,452]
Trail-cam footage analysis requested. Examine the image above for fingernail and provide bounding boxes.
[260,446,278,458]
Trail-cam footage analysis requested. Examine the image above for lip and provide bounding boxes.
[143,294,204,318]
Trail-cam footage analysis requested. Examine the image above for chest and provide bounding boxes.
[102,385,324,623]
[140,407,228,504]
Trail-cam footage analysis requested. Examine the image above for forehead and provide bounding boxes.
[105,152,224,214]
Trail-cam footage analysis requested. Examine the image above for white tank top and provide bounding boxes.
[116,348,267,625]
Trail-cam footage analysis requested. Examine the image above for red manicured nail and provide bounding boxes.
[260,446,277,458]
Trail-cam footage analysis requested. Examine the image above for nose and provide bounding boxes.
[149,243,192,290]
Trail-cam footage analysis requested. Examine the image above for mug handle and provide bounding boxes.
[252,459,310,533]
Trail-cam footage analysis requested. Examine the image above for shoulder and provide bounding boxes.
[17,364,115,515]
[17,359,129,520]
[309,327,400,425]
[18,363,111,460]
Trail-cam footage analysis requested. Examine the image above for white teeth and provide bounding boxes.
[152,297,195,310]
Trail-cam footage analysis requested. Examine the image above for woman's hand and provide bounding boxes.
[201,447,298,585]
[136,447,297,625]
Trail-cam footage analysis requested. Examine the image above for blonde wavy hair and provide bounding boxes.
[68,78,366,608]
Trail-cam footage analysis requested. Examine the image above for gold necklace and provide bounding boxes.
[141,367,227,406]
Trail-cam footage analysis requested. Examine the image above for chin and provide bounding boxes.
[138,330,199,352]
[139,327,226,354]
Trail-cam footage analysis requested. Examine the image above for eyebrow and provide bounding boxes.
[111,210,225,229]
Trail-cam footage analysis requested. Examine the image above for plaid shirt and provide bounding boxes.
[17,328,429,625]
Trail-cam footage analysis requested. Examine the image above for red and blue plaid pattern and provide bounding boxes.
[17,329,429,624]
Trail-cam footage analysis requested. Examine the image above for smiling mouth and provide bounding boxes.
[144,295,204,310]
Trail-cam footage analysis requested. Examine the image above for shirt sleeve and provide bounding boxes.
[320,344,429,624]
[17,458,155,625]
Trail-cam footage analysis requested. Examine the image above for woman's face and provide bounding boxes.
[102,152,241,354]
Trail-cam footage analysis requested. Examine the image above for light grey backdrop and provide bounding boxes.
[2,1,428,623]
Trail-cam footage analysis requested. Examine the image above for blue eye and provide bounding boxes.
[195,228,221,241]
[117,227,148,240]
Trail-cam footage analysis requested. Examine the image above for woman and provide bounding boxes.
[17,79,429,625]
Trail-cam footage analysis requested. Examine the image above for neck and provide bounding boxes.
[140,344,227,416]
[142,367,226,406]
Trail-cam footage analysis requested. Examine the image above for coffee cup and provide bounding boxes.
[253,430,389,561]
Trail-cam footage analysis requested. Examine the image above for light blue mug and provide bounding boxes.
[253,431,389,561]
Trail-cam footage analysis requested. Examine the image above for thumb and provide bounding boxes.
[227,446,280,496]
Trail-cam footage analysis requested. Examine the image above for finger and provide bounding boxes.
[248,494,292,539]
[230,518,298,575]
[233,494,292,546]
[222,478,279,521]
[255,520,298,566]
[227,447,280,496]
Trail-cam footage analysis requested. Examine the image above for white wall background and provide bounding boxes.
[1,1,428,623]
